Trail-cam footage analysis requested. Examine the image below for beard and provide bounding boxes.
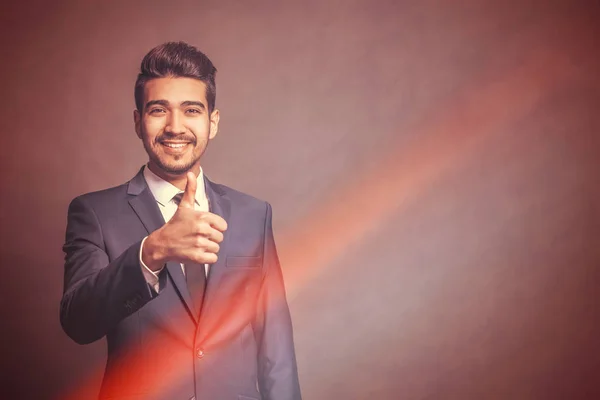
[148,149,199,174]
[141,128,209,175]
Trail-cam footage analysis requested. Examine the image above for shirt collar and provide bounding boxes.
[143,164,206,207]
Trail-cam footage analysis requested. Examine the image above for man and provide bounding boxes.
[60,42,301,400]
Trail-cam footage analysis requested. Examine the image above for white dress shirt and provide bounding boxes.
[139,165,210,292]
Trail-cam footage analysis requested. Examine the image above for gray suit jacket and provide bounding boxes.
[60,168,301,400]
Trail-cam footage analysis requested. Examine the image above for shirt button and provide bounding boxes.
[196,348,204,359]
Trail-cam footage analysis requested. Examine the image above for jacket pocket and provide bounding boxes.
[226,256,261,268]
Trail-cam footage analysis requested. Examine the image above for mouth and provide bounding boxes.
[160,141,192,153]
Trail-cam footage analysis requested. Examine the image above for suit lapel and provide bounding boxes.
[200,176,231,324]
[127,168,164,234]
[127,167,197,321]
[165,262,197,322]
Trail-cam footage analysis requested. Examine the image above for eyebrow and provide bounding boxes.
[145,100,207,110]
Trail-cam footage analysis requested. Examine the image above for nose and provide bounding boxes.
[165,110,185,134]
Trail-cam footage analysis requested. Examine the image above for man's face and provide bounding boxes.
[134,76,219,176]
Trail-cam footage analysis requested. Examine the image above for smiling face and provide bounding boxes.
[134,76,219,180]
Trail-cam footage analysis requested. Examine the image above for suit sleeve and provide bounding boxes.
[254,202,302,400]
[60,195,154,345]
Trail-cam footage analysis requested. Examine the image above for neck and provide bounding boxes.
[147,162,200,191]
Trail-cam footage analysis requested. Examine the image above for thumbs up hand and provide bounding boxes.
[177,172,198,209]
[141,171,228,272]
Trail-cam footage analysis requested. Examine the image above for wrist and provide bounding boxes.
[142,231,166,272]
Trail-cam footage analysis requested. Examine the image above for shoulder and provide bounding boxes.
[67,179,135,222]
[79,183,129,202]
[208,179,272,217]
[69,168,144,209]
[215,182,266,204]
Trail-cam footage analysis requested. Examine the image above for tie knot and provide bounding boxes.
[172,192,184,205]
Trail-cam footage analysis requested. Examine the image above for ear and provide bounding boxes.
[134,109,142,139]
[209,109,220,139]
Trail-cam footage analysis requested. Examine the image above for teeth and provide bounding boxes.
[163,143,187,148]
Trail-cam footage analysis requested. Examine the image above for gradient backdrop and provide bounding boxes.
[1,0,600,399]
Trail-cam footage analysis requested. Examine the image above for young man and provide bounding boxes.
[61,42,301,400]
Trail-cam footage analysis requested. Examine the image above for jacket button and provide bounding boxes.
[196,348,204,359]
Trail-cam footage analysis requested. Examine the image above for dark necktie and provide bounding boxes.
[173,192,206,316]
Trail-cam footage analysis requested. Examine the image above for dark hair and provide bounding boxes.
[134,42,217,113]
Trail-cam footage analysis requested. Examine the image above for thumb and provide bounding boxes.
[178,171,197,209]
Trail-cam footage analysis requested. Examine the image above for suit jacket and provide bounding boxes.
[60,168,301,400]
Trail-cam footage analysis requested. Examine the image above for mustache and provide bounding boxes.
[155,135,197,145]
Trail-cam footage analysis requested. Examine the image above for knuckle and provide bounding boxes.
[200,225,210,235]
[202,224,212,235]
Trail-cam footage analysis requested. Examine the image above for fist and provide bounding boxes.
[142,171,227,270]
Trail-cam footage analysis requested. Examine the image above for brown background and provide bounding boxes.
[1,0,600,399]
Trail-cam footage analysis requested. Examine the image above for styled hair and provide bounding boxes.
[134,42,217,113]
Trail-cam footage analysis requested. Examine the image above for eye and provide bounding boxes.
[186,108,202,115]
[148,108,166,115]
